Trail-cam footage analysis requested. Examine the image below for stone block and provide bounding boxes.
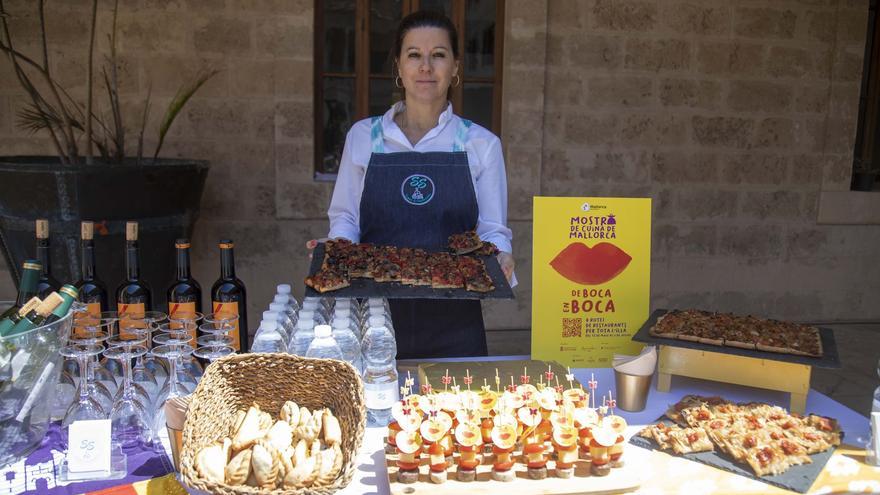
[833,48,864,82]
[734,7,797,39]
[619,113,687,146]
[567,35,623,70]
[793,118,826,153]
[229,59,275,97]
[658,78,721,109]
[584,151,651,183]
[141,56,229,98]
[753,117,794,149]
[0,96,9,134]
[275,142,315,185]
[766,46,814,78]
[676,189,739,220]
[586,76,653,108]
[721,154,789,185]
[276,181,333,219]
[506,31,547,68]
[824,118,858,154]
[505,69,547,110]
[802,191,819,219]
[696,42,765,76]
[143,0,226,10]
[805,9,835,43]
[562,113,619,146]
[509,0,547,28]
[660,2,730,36]
[116,13,188,53]
[651,151,719,183]
[790,154,824,186]
[505,108,543,146]
[236,0,313,14]
[273,59,313,97]
[727,81,791,112]
[829,83,860,118]
[275,100,313,141]
[654,223,717,256]
[255,17,312,58]
[508,181,536,222]
[543,70,584,108]
[547,0,588,30]
[692,116,754,149]
[822,153,852,190]
[624,39,691,71]
[794,85,830,113]
[194,16,252,55]
[183,99,251,138]
[837,8,869,45]
[652,187,675,220]
[718,225,784,258]
[741,191,802,220]
[592,0,657,31]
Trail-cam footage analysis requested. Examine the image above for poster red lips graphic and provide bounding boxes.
[549,242,632,285]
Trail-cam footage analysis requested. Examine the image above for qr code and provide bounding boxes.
[562,317,582,338]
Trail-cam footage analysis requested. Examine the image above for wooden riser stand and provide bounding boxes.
[656,345,811,414]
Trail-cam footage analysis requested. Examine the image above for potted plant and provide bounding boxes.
[852,158,879,192]
[0,0,215,292]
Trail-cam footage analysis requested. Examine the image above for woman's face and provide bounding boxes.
[397,26,458,105]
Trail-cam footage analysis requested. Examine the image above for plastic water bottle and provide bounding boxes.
[362,315,396,367]
[269,302,296,338]
[290,311,317,355]
[331,315,363,373]
[260,311,289,348]
[276,283,300,312]
[305,324,344,360]
[273,294,298,324]
[251,318,288,353]
[301,298,329,325]
[363,362,399,427]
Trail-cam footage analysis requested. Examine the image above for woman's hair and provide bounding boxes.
[393,10,459,61]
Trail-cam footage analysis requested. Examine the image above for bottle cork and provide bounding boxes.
[18,297,42,317]
[81,221,94,240]
[126,221,138,241]
[34,292,63,317]
[35,219,49,239]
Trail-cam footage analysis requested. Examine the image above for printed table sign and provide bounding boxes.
[531,197,651,367]
[67,419,111,475]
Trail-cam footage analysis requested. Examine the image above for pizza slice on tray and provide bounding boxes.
[448,230,483,255]
[304,268,350,293]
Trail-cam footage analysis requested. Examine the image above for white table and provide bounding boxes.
[177,355,873,494]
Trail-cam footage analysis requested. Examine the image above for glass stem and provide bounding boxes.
[77,354,90,404]
[87,355,97,383]
[122,347,133,399]
[169,355,180,398]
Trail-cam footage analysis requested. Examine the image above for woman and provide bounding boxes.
[315,10,514,359]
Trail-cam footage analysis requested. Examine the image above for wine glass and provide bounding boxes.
[105,321,152,414]
[61,344,107,427]
[68,315,116,416]
[194,312,238,362]
[151,343,194,436]
[103,343,154,449]
[122,313,162,408]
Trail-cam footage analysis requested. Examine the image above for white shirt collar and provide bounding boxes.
[381,101,455,149]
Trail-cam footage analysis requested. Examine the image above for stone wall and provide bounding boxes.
[0,0,878,337]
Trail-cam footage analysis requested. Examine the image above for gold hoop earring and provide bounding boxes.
[395,76,403,89]
[453,74,461,87]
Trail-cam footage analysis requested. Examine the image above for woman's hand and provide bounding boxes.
[305,238,329,260]
[497,251,515,284]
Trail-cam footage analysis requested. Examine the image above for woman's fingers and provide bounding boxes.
[306,239,318,250]
[497,252,515,283]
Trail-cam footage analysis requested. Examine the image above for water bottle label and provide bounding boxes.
[364,382,399,410]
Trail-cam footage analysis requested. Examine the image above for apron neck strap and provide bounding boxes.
[370,115,472,153]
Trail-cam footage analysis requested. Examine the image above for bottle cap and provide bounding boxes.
[369,315,386,327]
[332,316,351,329]
[314,324,332,338]
[277,284,291,294]
[274,294,289,304]
[262,310,279,322]
[258,319,277,332]
[35,219,49,239]
[368,298,384,307]
[269,303,287,313]
[334,308,351,319]
[59,285,78,299]
[297,311,314,328]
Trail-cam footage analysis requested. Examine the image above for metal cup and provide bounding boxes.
[614,369,652,412]
[167,423,183,471]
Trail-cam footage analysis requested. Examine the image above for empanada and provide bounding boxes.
[232,405,264,451]
[259,411,273,433]
[195,440,228,484]
[282,439,321,489]
[266,420,294,452]
[314,443,343,486]
[296,407,323,442]
[280,400,300,427]
[225,448,252,485]
[251,440,281,489]
[322,410,342,445]
[232,409,246,433]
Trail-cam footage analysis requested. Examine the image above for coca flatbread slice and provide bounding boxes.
[431,266,464,289]
[649,314,681,339]
[473,241,499,256]
[448,230,483,255]
[667,427,715,455]
[465,275,494,293]
[304,269,350,293]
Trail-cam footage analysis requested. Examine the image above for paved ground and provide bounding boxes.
[486,323,879,417]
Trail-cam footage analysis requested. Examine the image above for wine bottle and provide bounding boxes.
[167,238,202,343]
[211,239,248,352]
[0,260,42,321]
[75,221,108,318]
[116,221,151,337]
[44,284,79,324]
[34,219,60,299]
[0,297,42,336]
[7,292,64,336]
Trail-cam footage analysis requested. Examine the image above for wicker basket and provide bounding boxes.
[179,353,366,495]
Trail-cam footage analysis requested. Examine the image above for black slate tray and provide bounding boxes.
[630,417,839,493]
[632,309,840,369]
[304,242,515,299]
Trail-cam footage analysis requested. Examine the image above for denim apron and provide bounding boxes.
[358,115,488,359]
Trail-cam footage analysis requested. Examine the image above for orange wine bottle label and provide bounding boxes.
[169,301,198,344]
[117,302,145,340]
[86,302,102,318]
[212,300,240,351]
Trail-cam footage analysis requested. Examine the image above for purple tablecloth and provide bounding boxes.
[0,422,174,495]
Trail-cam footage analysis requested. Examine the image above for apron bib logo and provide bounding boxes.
[401,174,435,206]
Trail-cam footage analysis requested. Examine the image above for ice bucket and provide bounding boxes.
[0,301,73,468]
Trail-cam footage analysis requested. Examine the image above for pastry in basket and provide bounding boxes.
[232,404,265,451]
[194,437,231,484]
[265,420,294,452]
[282,438,321,489]
[315,443,344,486]
[323,409,342,445]
[279,400,300,427]
[251,440,281,488]
[225,448,252,485]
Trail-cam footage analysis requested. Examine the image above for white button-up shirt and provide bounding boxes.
[328,101,514,255]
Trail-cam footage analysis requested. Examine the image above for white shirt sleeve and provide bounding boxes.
[473,135,513,254]
[327,129,364,242]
